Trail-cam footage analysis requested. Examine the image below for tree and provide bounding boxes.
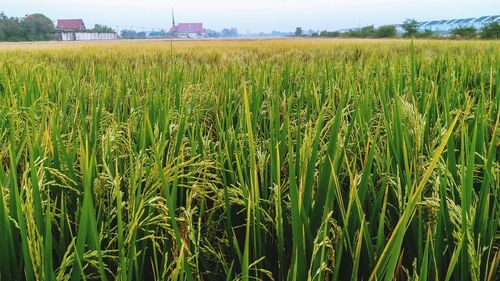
[91,24,114,33]
[451,26,477,39]
[416,29,434,38]
[120,29,136,39]
[135,31,146,39]
[319,30,340,37]
[295,27,303,36]
[375,25,397,38]
[221,28,238,38]
[320,30,340,37]
[119,30,147,39]
[359,25,376,38]
[0,12,7,35]
[147,30,168,38]
[0,15,22,41]
[206,29,220,38]
[480,21,500,39]
[402,18,418,37]
[22,13,54,40]
[0,12,54,41]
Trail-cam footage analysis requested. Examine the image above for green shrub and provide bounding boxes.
[480,21,500,39]
[451,26,477,39]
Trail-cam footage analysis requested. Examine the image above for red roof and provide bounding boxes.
[56,19,86,31]
[170,23,203,33]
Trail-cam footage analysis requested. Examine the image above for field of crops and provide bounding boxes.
[0,39,498,280]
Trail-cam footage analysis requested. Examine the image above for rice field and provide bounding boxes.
[0,39,498,280]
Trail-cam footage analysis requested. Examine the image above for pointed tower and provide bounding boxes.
[170,8,177,34]
[172,8,175,28]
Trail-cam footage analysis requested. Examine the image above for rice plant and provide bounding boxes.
[0,39,498,280]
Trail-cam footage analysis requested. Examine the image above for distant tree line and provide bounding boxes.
[449,22,500,39]
[204,28,239,38]
[220,28,239,38]
[0,12,54,41]
[309,18,500,39]
[89,24,115,33]
[400,19,435,38]
[403,18,500,39]
[119,27,239,39]
[120,30,147,39]
[312,25,397,38]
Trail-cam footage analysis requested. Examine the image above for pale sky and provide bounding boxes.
[2,0,499,33]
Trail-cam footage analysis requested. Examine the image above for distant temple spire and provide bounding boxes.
[172,8,175,28]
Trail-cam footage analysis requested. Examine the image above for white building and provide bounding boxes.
[54,19,117,41]
[417,15,500,34]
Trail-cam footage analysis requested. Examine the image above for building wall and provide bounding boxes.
[55,32,75,41]
[177,32,206,38]
[75,33,117,40]
[56,32,117,41]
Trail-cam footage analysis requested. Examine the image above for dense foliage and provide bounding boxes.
[0,40,498,281]
[402,19,419,37]
[449,22,500,40]
[315,25,397,38]
[119,29,147,39]
[402,19,438,38]
[451,26,477,39]
[481,21,500,39]
[0,12,54,41]
[316,19,500,40]
[89,24,115,33]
